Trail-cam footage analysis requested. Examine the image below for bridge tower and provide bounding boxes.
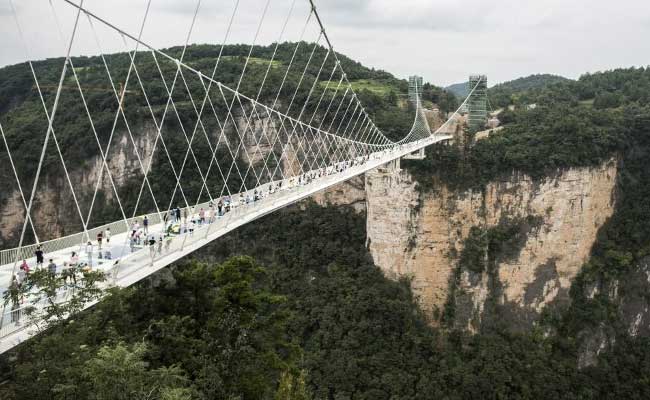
[467,74,488,131]
[408,75,423,105]
[403,75,427,160]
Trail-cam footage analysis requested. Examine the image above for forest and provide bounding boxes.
[2,50,650,398]
[0,42,456,245]
[1,204,650,399]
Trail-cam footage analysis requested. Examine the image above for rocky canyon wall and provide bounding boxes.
[365,159,618,331]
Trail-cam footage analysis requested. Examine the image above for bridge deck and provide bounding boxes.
[0,136,450,353]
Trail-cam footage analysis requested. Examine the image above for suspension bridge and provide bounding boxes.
[0,0,483,353]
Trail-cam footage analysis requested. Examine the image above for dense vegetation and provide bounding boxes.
[2,204,650,399]
[404,105,623,192]
[0,42,456,246]
[445,74,569,102]
[405,66,650,384]
[488,74,572,107]
[3,47,650,398]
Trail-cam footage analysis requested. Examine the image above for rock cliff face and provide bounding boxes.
[577,255,650,366]
[0,111,298,247]
[0,125,158,246]
[365,159,618,330]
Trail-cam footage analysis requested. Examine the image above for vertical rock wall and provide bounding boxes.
[365,159,618,329]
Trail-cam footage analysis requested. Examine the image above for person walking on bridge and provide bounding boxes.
[143,216,149,235]
[157,234,163,255]
[34,245,44,268]
[47,259,57,276]
[8,276,21,326]
[85,241,94,267]
[148,235,156,260]
[70,251,79,267]
[97,231,103,250]
[20,260,30,275]
[105,228,111,244]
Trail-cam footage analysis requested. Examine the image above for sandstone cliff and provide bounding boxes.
[365,159,618,331]
[0,111,286,247]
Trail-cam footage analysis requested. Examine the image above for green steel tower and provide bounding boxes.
[467,75,487,131]
[408,75,424,106]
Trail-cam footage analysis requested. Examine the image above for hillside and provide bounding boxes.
[492,73,571,92]
[3,48,650,398]
[447,74,570,104]
[399,66,650,363]
[0,43,454,247]
[3,203,650,399]
[445,81,469,99]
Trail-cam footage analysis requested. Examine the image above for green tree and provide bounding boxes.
[274,370,311,400]
[82,342,192,400]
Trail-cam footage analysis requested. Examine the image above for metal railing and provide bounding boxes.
[0,138,441,344]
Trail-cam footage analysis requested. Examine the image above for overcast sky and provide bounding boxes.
[1,0,649,87]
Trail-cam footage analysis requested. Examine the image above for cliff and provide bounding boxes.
[365,159,618,331]
[0,112,285,247]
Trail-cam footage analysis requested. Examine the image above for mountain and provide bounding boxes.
[0,43,454,248]
[3,48,650,398]
[445,81,470,99]
[491,73,571,92]
[447,74,571,102]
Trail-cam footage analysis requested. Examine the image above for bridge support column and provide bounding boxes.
[384,157,400,171]
[402,147,426,160]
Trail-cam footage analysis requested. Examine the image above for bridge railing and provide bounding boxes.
[0,200,220,268]
[0,167,320,341]
[0,141,439,346]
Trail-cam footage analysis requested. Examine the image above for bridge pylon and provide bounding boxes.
[467,75,488,131]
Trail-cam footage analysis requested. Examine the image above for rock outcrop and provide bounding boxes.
[365,159,618,330]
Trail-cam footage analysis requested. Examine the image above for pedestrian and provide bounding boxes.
[48,259,57,276]
[148,235,156,259]
[175,206,181,222]
[69,252,79,286]
[129,236,136,253]
[105,228,111,244]
[61,262,72,286]
[9,276,21,326]
[183,208,187,222]
[189,220,195,236]
[16,266,26,287]
[143,216,149,234]
[35,245,44,268]
[218,200,223,216]
[70,251,79,267]
[97,230,103,250]
[20,259,30,275]
[157,234,163,254]
[164,234,172,252]
[86,241,93,266]
[199,208,205,225]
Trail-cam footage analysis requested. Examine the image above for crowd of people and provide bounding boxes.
[6,245,89,326]
[3,155,377,327]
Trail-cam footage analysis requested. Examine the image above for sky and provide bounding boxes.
[1,0,650,87]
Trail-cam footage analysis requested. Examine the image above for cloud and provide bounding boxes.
[1,0,650,87]
[0,3,11,16]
